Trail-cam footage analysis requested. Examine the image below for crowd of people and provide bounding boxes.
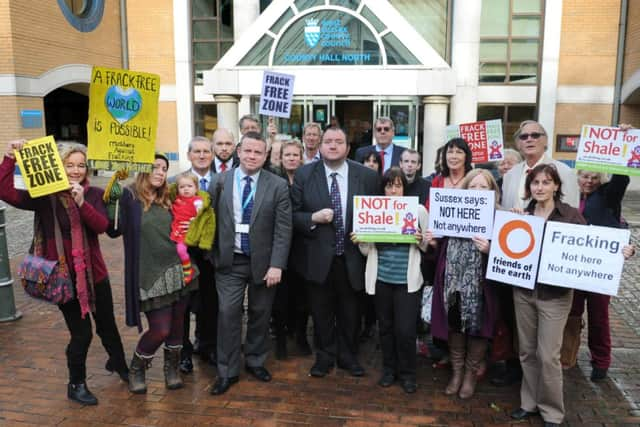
[1,115,636,427]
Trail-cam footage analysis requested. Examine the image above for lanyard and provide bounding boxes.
[235,171,256,211]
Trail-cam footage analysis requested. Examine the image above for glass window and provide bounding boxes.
[270,8,295,34]
[513,0,541,13]
[191,1,234,80]
[383,33,419,65]
[390,0,448,60]
[360,6,386,34]
[480,0,509,37]
[194,104,218,139]
[512,16,540,37]
[239,34,274,65]
[478,104,537,148]
[293,0,324,11]
[273,11,382,65]
[331,0,360,10]
[479,41,508,62]
[479,0,542,84]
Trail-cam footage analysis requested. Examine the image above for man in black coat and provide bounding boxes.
[291,127,380,377]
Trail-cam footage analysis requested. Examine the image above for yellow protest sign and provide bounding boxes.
[14,136,70,198]
[87,66,160,172]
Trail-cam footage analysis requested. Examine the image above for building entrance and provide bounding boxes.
[44,85,89,145]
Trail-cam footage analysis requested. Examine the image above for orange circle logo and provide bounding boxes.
[498,220,535,259]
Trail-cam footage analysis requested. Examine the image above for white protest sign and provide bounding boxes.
[427,188,495,239]
[353,196,419,243]
[575,125,640,176]
[538,222,630,296]
[446,119,504,163]
[486,211,545,289]
[259,71,295,118]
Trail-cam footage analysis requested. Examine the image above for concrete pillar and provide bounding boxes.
[215,95,241,143]
[234,0,260,40]
[173,0,194,172]
[449,0,482,124]
[422,96,450,176]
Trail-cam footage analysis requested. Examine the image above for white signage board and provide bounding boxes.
[427,188,495,239]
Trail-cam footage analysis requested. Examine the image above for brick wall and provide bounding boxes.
[557,0,621,85]
[125,0,176,84]
[620,105,640,127]
[156,102,178,154]
[0,97,45,142]
[623,0,640,81]
[554,103,613,160]
[6,0,122,77]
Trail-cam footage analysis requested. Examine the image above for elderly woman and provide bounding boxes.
[109,153,196,394]
[0,140,127,405]
[354,167,428,394]
[427,168,499,399]
[562,170,633,380]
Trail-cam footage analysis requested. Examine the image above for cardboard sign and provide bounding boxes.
[353,196,419,243]
[427,188,495,239]
[486,211,545,289]
[575,125,640,176]
[14,136,69,198]
[259,71,295,118]
[538,222,630,296]
[87,66,160,172]
[446,119,504,163]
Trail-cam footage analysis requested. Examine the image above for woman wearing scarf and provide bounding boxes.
[426,169,499,399]
[108,153,196,394]
[0,140,128,406]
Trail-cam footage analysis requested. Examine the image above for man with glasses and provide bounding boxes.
[501,120,579,210]
[170,136,220,374]
[492,120,579,389]
[355,117,406,174]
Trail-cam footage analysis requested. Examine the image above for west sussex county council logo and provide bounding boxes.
[304,18,320,48]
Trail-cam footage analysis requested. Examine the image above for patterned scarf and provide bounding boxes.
[57,191,95,318]
[443,237,484,334]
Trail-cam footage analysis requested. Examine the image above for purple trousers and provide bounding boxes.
[570,290,611,369]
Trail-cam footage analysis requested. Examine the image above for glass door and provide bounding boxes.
[374,100,419,149]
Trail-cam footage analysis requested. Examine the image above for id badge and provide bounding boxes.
[236,223,249,233]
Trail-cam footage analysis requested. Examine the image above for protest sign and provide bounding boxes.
[538,222,630,296]
[427,188,495,239]
[353,196,419,243]
[87,66,160,172]
[575,125,640,176]
[446,119,504,163]
[486,211,545,289]
[14,136,69,198]
[259,71,295,118]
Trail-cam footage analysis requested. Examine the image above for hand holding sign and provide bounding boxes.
[14,136,70,198]
[6,139,26,159]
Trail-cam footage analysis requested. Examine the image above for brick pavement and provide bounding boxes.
[0,204,639,426]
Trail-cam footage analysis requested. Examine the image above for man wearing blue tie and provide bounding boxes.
[208,132,292,395]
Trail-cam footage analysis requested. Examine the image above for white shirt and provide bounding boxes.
[233,168,261,253]
[323,161,348,220]
[214,157,233,173]
[304,150,321,164]
[517,156,545,208]
[190,168,212,191]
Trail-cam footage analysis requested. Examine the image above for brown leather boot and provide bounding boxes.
[560,315,583,369]
[164,346,184,390]
[459,337,488,399]
[445,332,466,395]
[128,352,152,394]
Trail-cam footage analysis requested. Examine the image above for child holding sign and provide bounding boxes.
[352,167,429,394]
[426,169,499,400]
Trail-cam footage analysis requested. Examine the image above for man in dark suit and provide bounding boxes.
[170,135,218,373]
[212,128,238,173]
[400,148,430,205]
[208,131,292,395]
[354,117,406,173]
[291,127,380,378]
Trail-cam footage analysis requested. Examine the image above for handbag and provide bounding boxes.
[17,197,75,305]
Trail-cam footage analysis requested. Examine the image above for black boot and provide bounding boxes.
[105,358,129,382]
[128,352,152,394]
[164,346,184,390]
[67,382,98,405]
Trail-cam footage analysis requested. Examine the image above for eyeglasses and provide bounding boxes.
[376,126,391,132]
[518,132,545,141]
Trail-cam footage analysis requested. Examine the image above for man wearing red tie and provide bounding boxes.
[212,128,237,173]
[354,117,406,173]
